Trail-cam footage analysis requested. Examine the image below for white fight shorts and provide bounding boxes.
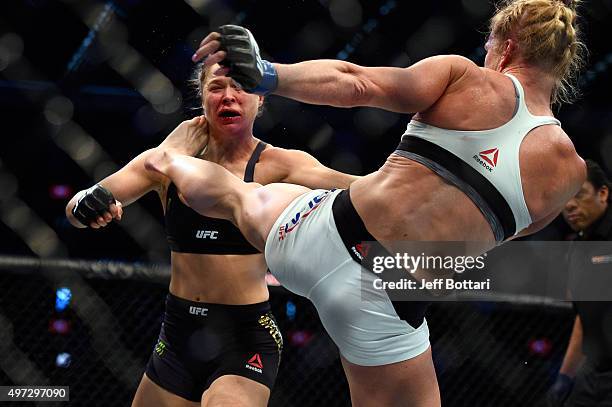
[265,189,430,366]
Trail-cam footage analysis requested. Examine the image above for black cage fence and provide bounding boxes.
[0,257,573,406]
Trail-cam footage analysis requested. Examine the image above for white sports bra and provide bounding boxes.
[394,74,560,242]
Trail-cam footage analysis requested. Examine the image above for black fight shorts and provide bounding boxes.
[145,293,283,402]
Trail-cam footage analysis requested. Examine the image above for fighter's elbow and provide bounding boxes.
[334,63,374,107]
[344,69,403,111]
[349,77,373,106]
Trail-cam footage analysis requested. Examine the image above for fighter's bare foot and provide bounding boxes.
[159,116,209,156]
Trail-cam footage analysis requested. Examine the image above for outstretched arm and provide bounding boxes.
[272,56,467,113]
[194,26,472,114]
[66,116,208,228]
[65,148,160,229]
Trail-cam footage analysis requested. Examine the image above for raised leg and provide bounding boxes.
[145,149,248,221]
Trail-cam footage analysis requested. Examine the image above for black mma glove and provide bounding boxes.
[72,184,116,227]
[217,25,278,95]
[546,373,574,407]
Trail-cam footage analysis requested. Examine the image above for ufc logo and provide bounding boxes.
[189,306,208,316]
[196,230,218,239]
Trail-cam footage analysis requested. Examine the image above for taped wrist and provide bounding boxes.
[72,184,115,226]
[252,60,278,96]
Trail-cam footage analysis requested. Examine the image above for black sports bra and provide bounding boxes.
[164,141,267,254]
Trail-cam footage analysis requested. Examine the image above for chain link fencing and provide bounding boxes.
[0,256,573,406]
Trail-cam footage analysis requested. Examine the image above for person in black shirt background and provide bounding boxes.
[548,159,612,407]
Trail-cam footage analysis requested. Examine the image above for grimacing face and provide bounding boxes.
[200,64,263,134]
[563,181,609,232]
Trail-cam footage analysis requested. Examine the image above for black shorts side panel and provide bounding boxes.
[332,189,429,329]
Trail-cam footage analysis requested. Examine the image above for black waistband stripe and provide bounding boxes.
[396,137,516,241]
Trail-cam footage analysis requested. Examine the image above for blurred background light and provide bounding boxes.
[55,352,72,368]
[55,287,72,312]
[49,318,71,334]
[286,300,296,322]
[49,185,73,200]
[528,338,553,357]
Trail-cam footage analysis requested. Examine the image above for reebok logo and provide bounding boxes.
[196,230,218,239]
[351,243,371,261]
[189,306,208,316]
[473,148,499,172]
[245,353,263,373]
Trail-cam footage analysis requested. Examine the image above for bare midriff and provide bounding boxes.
[169,251,269,304]
[349,154,497,246]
